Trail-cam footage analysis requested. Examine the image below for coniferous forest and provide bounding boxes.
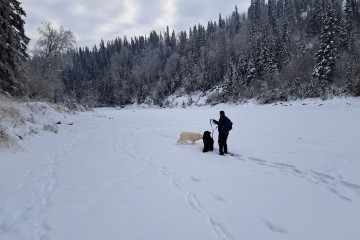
[2,0,360,107]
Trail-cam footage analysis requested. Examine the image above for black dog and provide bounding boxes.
[202,131,214,152]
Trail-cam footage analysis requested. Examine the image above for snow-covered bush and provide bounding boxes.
[0,103,25,128]
[0,97,72,149]
[0,125,17,148]
[206,92,227,105]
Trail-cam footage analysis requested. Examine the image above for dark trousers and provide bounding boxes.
[218,133,228,154]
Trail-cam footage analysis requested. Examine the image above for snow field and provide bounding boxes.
[1,100,360,240]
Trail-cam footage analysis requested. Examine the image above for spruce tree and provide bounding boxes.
[313,5,338,92]
[307,0,323,36]
[0,0,29,95]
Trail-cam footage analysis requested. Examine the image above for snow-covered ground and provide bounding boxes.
[1,98,360,240]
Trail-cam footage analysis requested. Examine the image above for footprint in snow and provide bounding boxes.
[261,219,288,234]
[209,192,226,202]
[188,176,202,182]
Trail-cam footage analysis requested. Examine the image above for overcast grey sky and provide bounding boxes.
[22,0,251,49]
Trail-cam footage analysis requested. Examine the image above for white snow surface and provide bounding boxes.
[1,98,360,240]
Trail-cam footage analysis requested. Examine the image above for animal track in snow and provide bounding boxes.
[208,192,227,202]
[188,175,202,182]
[260,218,288,234]
[145,158,236,240]
[229,153,360,205]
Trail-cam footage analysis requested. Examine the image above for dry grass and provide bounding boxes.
[0,100,23,148]
[0,104,25,128]
[0,125,17,148]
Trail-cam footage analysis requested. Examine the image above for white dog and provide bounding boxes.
[177,132,203,145]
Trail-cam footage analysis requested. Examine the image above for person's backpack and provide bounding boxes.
[224,117,233,132]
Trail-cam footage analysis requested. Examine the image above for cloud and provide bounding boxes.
[22,0,251,49]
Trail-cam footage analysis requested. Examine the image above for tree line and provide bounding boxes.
[2,0,360,106]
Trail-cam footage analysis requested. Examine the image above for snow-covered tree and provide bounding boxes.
[27,20,75,101]
[0,0,29,95]
[307,0,324,36]
[34,20,76,77]
[21,0,360,105]
[313,5,338,91]
[223,61,240,101]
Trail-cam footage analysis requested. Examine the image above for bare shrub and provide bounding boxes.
[43,124,59,133]
[27,115,37,124]
[50,102,79,114]
[25,103,43,114]
[64,100,78,111]
[52,103,67,113]
[29,127,38,135]
[29,103,48,115]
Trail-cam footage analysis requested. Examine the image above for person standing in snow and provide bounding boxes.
[212,110,232,155]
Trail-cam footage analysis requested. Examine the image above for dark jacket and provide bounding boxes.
[213,116,229,135]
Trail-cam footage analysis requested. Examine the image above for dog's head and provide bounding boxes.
[203,131,211,139]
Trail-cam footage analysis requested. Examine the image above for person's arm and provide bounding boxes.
[212,119,219,125]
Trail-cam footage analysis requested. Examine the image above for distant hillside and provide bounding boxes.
[24,0,360,106]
